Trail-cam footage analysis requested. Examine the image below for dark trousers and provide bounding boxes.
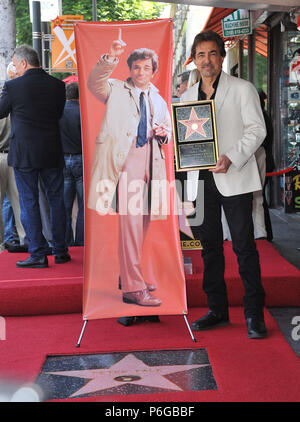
[63,154,84,246]
[14,167,67,259]
[199,172,265,319]
[262,180,273,241]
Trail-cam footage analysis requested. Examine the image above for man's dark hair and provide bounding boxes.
[178,71,190,84]
[66,82,79,100]
[13,44,40,67]
[191,30,226,59]
[127,48,158,73]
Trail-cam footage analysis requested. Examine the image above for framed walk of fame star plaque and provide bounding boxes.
[171,100,219,172]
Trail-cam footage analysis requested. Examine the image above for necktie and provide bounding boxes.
[136,92,147,148]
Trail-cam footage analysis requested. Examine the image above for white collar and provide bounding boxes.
[135,86,149,97]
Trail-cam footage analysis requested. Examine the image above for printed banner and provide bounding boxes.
[51,15,83,72]
[75,19,187,320]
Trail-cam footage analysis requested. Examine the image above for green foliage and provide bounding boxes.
[62,0,164,22]
[15,0,32,45]
[16,0,165,46]
[243,52,267,92]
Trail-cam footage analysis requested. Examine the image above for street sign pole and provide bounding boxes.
[92,0,97,21]
[32,1,42,63]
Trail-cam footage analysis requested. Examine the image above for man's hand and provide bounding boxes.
[182,201,195,216]
[209,154,231,173]
[109,28,126,58]
[153,123,168,138]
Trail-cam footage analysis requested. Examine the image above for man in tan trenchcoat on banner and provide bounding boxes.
[87,32,171,310]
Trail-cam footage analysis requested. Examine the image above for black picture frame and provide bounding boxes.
[171,100,219,172]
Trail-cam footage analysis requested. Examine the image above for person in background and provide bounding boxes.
[0,45,70,268]
[176,70,190,98]
[59,82,84,246]
[0,62,27,253]
[257,89,275,242]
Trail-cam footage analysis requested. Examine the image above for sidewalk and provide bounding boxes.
[270,207,300,271]
[268,207,300,358]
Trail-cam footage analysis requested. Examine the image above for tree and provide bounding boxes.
[0,0,16,87]
[16,0,165,46]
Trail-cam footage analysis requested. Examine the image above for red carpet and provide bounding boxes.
[0,241,299,316]
[0,246,83,316]
[0,307,299,402]
[185,240,300,308]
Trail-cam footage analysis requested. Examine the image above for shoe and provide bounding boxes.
[123,289,162,307]
[5,242,28,253]
[117,315,160,326]
[54,253,71,264]
[117,317,135,326]
[118,276,156,292]
[136,315,160,323]
[191,310,229,331]
[246,317,267,339]
[145,283,156,292]
[16,256,48,268]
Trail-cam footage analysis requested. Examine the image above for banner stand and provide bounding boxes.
[76,319,88,348]
[183,314,196,342]
[74,19,190,349]
[75,315,196,348]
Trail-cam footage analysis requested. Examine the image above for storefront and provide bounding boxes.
[269,22,300,212]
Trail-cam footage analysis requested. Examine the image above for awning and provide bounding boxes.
[152,0,297,13]
[183,6,268,65]
[202,7,236,35]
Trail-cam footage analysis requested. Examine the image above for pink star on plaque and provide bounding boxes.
[45,354,208,397]
[179,107,209,139]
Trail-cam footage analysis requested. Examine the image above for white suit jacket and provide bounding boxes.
[181,71,266,200]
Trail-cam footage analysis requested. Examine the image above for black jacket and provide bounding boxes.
[59,100,82,154]
[0,67,66,168]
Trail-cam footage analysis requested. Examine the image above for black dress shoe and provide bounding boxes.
[117,317,135,326]
[16,256,48,268]
[54,253,71,264]
[5,242,28,253]
[117,315,160,326]
[136,315,160,323]
[191,310,229,331]
[246,317,267,339]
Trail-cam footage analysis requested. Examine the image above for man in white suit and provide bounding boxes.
[181,31,267,339]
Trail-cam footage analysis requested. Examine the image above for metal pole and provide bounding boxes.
[247,29,256,84]
[32,1,42,64]
[76,320,88,348]
[41,22,50,71]
[183,315,196,342]
[92,0,97,21]
[238,38,244,79]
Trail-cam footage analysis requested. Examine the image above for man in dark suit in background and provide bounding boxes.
[0,45,70,268]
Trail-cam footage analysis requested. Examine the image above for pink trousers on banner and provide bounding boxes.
[118,140,151,293]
